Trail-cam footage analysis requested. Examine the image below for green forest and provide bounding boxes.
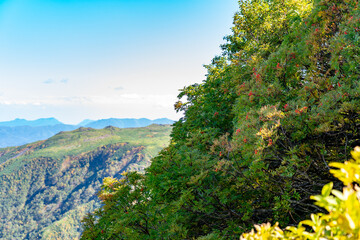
[0,125,171,239]
[81,0,360,239]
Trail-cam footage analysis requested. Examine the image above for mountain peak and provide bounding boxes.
[0,118,63,127]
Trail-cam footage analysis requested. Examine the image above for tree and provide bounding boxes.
[230,0,360,225]
[81,0,360,238]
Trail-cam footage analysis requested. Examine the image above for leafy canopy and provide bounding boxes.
[81,0,360,239]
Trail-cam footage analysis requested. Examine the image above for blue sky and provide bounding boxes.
[0,0,238,124]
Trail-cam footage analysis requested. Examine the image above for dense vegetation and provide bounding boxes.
[241,147,360,239]
[81,0,360,239]
[0,124,171,239]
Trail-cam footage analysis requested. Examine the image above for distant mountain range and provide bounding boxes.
[0,117,62,127]
[0,118,174,148]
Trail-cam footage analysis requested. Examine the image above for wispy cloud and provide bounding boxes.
[60,96,92,104]
[43,79,55,84]
[119,93,142,99]
[60,78,69,84]
[42,78,69,84]
[114,86,124,91]
[0,93,176,109]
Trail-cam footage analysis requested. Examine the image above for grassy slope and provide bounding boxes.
[0,124,171,239]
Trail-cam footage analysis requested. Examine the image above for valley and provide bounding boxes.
[0,124,171,239]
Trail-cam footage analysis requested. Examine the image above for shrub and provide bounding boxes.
[241,146,360,239]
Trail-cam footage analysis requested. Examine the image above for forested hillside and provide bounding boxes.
[81,0,360,239]
[0,118,174,148]
[0,124,171,239]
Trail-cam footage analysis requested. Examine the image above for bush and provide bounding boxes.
[241,146,360,239]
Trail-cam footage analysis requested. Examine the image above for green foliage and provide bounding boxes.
[229,0,360,226]
[81,172,162,239]
[81,0,360,239]
[42,201,96,240]
[241,146,360,239]
[0,125,171,239]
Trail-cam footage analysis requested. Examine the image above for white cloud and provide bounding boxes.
[119,93,142,100]
[43,79,55,84]
[114,86,124,91]
[0,93,177,109]
[60,96,93,104]
[42,78,69,84]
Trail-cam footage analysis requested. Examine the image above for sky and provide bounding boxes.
[0,0,238,124]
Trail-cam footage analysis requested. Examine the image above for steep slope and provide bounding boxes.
[0,124,171,239]
[81,0,360,239]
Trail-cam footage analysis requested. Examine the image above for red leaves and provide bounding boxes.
[237,83,246,96]
[252,67,261,82]
[284,103,289,110]
[289,52,296,60]
[295,106,308,114]
[248,91,254,97]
